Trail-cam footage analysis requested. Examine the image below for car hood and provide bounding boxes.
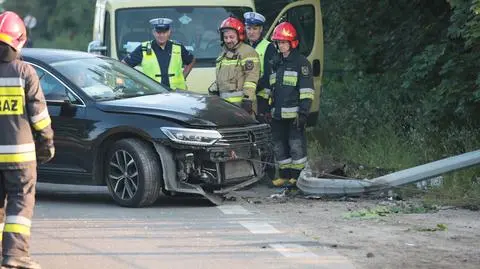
[95,92,257,127]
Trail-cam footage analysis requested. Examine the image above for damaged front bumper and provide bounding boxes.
[154,124,272,205]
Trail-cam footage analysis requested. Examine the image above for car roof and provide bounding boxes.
[21,48,98,64]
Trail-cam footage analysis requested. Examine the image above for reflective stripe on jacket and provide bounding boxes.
[269,50,314,120]
[0,60,53,169]
[215,42,260,106]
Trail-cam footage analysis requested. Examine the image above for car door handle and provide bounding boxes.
[313,59,321,77]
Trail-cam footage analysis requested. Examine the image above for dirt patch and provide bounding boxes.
[230,185,480,269]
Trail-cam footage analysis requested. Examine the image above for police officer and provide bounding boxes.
[0,11,55,269]
[268,22,314,187]
[122,18,196,90]
[243,12,276,123]
[209,16,260,116]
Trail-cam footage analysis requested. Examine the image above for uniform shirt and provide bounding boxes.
[249,39,276,91]
[123,40,194,87]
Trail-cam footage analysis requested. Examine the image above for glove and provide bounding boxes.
[208,81,219,95]
[256,113,269,124]
[293,113,308,129]
[241,99,253,114]
[36,139,55,164]
[256,113,272,124]
[263,112,272,124]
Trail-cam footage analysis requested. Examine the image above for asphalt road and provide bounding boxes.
[29,183,355,269]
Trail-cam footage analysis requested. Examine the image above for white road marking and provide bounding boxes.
[239,221,281,234]
[270,243,318,258]
[217,205,252,215]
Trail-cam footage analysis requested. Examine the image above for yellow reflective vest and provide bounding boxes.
[140,41,186,90]
[255,39,270,76]
[254,39,271,100]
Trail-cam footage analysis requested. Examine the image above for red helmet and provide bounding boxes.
[0,11,27,51]
[271,22,299,49]
[219,17,245,41]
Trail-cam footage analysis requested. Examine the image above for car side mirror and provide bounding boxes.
[87,40,107,55]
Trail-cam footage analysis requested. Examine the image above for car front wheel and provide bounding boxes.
[106,138,162,207]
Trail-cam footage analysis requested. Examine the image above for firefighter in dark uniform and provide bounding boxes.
[243,12,276,123]
[0,11,55,269]
[268,22,314,187]
[122,18,196,90]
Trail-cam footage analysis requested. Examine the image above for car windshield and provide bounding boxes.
[115,6,252,62]
[51,57,169,101]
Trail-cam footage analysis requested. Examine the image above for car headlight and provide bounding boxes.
[160,127,222,146]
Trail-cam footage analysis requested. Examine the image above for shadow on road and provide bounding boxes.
[35,184,214,208]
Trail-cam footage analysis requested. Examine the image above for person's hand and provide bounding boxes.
[208,82,219,95]
[257,113,270,123]
[241,99,253,114]
[293,113,308,129]
[264,112,272,124]
[36,139,55,164]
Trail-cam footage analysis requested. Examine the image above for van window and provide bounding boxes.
[256,0,294,31]
[104,11,111,57]
[115,7,252,63]
[285,5,316,57]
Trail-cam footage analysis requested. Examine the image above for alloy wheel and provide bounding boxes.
[108,150,139,201]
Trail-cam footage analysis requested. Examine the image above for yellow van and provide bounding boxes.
[88,0,323,125]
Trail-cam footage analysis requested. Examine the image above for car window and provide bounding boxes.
[33,67,69,101]
[51,57,170,101]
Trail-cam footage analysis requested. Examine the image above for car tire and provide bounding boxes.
[105,138,162,207]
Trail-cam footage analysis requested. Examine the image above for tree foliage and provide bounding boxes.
[4,0,95,50]
[321,0,480,149]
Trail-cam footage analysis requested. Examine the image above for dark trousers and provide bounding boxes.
[271,119,308,179]
[0,165,37,257]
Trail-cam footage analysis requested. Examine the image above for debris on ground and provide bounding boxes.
[269,191,286,199]
[415,223,448,232]
[343,200,441,219]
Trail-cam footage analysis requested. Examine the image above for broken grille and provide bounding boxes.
[216,124,271,146]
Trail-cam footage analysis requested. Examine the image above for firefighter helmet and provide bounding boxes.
[271,22,299,49]
[0,11,27,51]
[219,16,245,41]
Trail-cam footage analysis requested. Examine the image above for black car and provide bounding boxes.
[21,48,272,207]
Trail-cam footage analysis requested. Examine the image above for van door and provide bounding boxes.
[266,0,323,126]
[88,0,108,55]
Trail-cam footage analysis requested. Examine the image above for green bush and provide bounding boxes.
[312,0,480,208]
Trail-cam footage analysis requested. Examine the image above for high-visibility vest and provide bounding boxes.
[255,39,270,76]
[140,41,186,90]
[255,39,271,100]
